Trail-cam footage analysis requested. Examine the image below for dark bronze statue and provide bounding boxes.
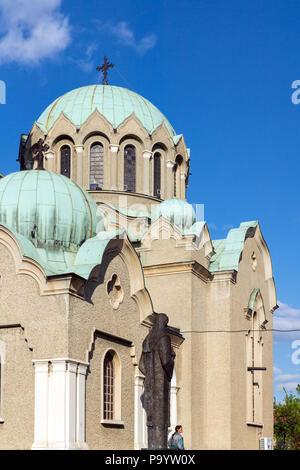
[139,314,175,450]
[31,138,49,170]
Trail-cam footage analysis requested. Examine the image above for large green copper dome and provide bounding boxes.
[0,171,99,256]
[36,85,176,137]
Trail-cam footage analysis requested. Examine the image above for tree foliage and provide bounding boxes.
[274,384,300,450]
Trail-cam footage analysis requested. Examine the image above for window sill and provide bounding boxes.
[0,418,4,424]
[247,422,263,428]
[101,419,124,428]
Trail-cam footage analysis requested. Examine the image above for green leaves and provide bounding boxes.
[274,385,300,450]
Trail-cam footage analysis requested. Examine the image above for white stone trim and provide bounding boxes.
[109,144,119,153]
[134,373,147,450]
[74,145,84,154]
[32,358,89,450]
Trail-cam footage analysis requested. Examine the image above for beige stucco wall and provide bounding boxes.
[0,239,148,450]
[0,214,275,450]
[141,228,275,450]
[0,327,34,450]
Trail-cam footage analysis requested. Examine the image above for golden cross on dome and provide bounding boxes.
[96,56,114,85]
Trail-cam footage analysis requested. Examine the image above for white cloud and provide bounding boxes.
[274,301,300,342]
[274,373,300,382]
[275,381,300,392]
[74,42,98,73]
[0,0,71,65]
[97,21,157,56]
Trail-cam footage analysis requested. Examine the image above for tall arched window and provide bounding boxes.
[124,145,136,192]
[153,153,161,198]
[103,352,114,420]
[173,164,177,197]
[60,146,71,178]
[246,290,266,424]
[174,155,183,197]
[90,143,104,190]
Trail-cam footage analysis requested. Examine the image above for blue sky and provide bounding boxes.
[0,0,300,401]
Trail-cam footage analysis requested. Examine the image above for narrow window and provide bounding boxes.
[174,155,183,198]
[124,145,136,192]
[153,153,161,198]
[60,146,71,178]
[90,143,104,190]
[247,311,263,423]
[173,164,177,197]
[103,352,114,420]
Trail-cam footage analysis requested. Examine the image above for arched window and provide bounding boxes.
[246,290,266,424]
[153,153,161,198]
[60,146,71,178]
[173,164,177,197]
[174,155,183,198]
[90,143,104,190]
[124,145,136,192]
[103,352,114,420]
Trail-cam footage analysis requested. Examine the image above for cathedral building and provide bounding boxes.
[0,81,277,450]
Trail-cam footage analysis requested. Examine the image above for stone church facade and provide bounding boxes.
[0,84,277,450]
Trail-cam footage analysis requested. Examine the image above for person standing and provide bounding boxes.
[168,425,185,450]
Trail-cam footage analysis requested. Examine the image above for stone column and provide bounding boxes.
[142,150,152,196]
[109,144,119,190]
[134,374,147,450]
[32,358,89,450]
[32,362,49,449]
[77,364,88,448]
[170,385,179,431]
[45,150,55,172]
[180,172,187,200]
[74,145,84,187]
[166,160,175,200]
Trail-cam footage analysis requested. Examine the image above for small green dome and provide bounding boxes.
[0,171,99,253]
[152,198,196,231]
[36,85,176,137]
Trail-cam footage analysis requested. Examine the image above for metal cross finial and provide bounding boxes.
[31,138,49,170]
[96,56,114,85]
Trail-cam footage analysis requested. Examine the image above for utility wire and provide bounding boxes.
[114,66,135,90]
[181,329,300,334]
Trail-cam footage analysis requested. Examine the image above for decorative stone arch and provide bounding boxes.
[119,133,144,147]
[0,225,48,294]
[117,113,150,144]
[151,123,175,149]
[46,112,77,141]
[52,134,76,147]
[79,109,114,140]
[0,225,87,300]
[82,131,111,146]
[252,224,277,314]
[244,288,267,328]
[84,235,153,322]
